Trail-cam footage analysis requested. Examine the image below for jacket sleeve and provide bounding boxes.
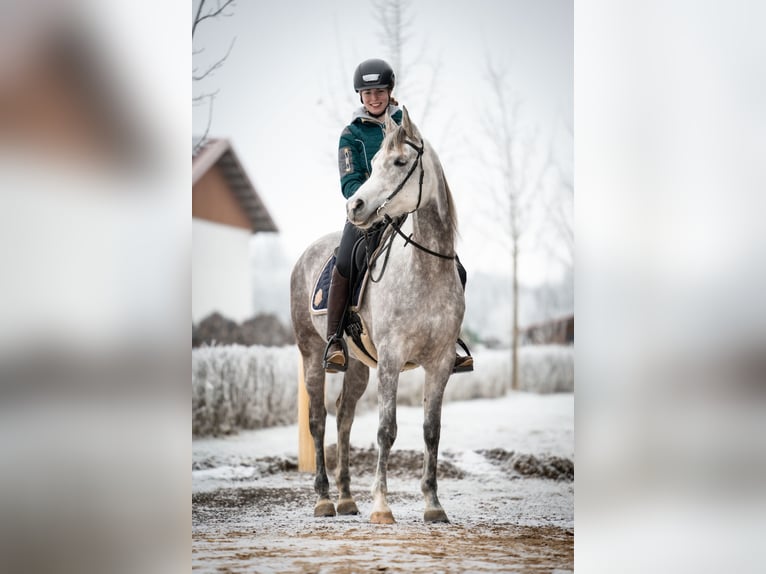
[338,127,369,199]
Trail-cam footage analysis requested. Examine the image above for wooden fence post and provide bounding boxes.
[297,356,316,472]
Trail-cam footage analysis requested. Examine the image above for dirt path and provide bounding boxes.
[194,520,572,572]
[192,447,574,572]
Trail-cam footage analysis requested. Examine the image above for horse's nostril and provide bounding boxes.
[351,198,364,213]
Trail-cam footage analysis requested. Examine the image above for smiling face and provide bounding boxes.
[360,88,390,117]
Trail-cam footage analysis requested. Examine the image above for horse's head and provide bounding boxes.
[347,107,431,229]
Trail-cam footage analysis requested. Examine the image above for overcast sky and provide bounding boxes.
[192,0,573,285]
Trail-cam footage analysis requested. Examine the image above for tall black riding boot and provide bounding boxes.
[324,267,350,373]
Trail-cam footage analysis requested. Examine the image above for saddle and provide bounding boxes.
[312,220,473,373]
[310,224,419,371]
[311,219,393,314]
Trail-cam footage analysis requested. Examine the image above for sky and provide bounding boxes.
[192,0,573,285]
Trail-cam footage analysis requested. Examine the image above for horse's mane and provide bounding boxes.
[429,145,459,239]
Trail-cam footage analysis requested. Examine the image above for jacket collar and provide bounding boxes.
[351,104,401,125]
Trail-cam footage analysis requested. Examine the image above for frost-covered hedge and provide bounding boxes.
[192,344,573,436]
[517,345,575,394]
[192,345,300,437]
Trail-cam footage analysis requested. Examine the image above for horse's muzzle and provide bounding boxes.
[346,197,376,228]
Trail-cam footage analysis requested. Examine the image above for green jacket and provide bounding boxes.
[337,105,403,199]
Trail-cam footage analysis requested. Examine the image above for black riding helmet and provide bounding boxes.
[353,58,396,93]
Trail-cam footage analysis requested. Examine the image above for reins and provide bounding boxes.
[366,138,455,283]
[383,213,455,260]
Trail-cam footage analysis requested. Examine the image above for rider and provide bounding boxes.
[324,58,473,375]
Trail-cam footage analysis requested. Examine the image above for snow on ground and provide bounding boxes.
[193,391,573,474]
[192,391,574,527]
[193,391,574,572]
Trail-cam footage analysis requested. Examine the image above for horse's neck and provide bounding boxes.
[373,146,456,288]
[410,154,454,262]
[411,206,453,259]
[384,201,454,294]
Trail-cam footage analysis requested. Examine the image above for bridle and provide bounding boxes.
[375,139,426,217]
[366,137,455,282]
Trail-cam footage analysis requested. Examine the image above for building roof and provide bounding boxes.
[192,137,278,233]
[0,12,152,170]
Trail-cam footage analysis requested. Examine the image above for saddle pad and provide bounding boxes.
[310,255,335,313]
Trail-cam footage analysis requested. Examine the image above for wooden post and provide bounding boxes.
[297,356,316,472]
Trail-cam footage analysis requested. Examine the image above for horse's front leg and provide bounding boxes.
[370,361,400,524]
[421,363,451,523]
[304,354,335,517]
[335,359,369,515]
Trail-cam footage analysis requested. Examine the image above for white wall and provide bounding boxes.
[192,218,252,323]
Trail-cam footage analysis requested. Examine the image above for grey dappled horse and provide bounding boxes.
[290,108,464,524]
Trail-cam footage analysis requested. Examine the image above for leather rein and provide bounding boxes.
[366,138,455,283]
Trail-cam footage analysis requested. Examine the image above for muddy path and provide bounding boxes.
[193,520,572,573]
[192,446,574,573]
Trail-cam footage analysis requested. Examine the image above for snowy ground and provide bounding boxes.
[192,391,574,572]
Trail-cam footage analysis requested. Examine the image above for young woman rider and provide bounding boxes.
[324,58,473,375]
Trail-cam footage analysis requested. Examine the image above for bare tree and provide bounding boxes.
[321,1,441,131]
[370,0,443,131]
[371,0,412,91]
[321,0,446,166]
[480,58,552,390]
[541,121,574,268]
[192,0,237,154]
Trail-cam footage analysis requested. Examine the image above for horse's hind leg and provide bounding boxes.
[304,352,335,517]
[334,359,370,515]
[421,367,451,523]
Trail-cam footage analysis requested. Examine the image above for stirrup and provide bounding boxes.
[453,338,474,374]
[323,336,348,373]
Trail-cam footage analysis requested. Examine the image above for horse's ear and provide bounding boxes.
[384,111,396,134]
[384,112,405,151]
[401,106,421,139]
[401,106,412,135]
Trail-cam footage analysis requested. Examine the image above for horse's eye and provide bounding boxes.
[393,157,407,167]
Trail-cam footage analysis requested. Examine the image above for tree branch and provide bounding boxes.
[193,96,216,155]
[193,89,220,106]
[193,0,236,38]
[192,37,236,81]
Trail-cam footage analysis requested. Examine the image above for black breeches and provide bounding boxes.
[335,220,364,279]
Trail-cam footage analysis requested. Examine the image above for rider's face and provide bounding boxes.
[361,88,390,116]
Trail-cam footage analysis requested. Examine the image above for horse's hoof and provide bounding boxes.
[337,498,359,515]
[370,511,396,524]
[424,509,450,523]
[314,499,336,517]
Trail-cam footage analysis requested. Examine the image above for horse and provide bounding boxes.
[289,107,464,524]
